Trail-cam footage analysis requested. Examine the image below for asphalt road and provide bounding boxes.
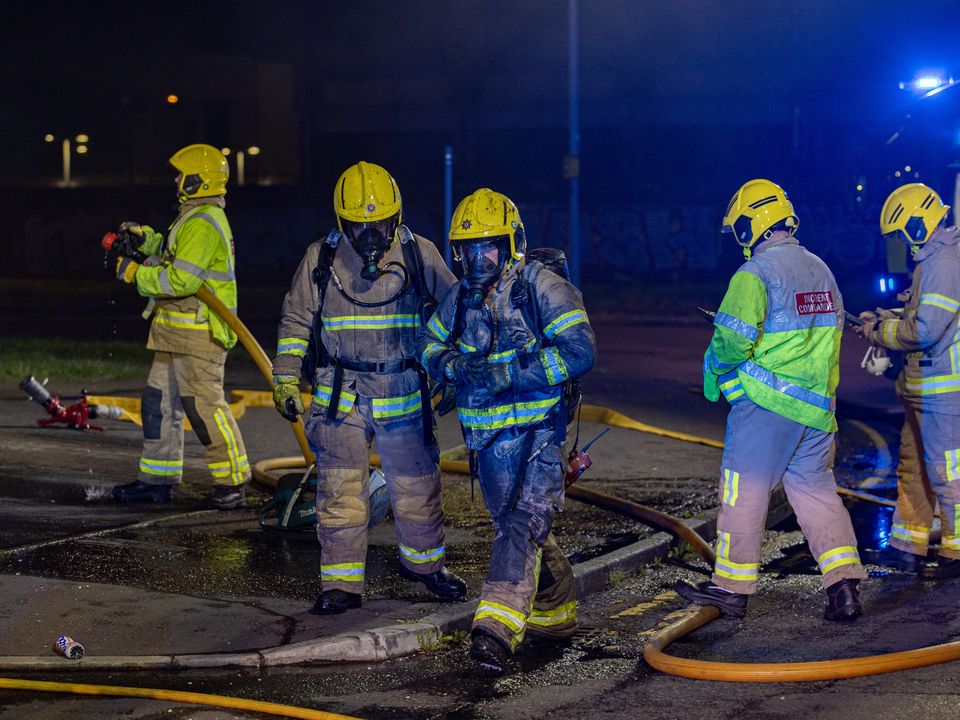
[2,317,953,720]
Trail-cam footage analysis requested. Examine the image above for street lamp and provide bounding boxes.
[43,132,90,186]
[220,146,261,185]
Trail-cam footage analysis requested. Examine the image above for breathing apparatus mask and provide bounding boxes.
[458,239,505,309]
[345,218,397,281]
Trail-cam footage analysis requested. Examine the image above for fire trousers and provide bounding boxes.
[472,416,577,652]
[890,404,960,559]
[713,399,866,594]
[138,351,250,487]
[305,397,446,593]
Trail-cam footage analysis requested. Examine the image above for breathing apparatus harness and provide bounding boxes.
[309,226,438,445]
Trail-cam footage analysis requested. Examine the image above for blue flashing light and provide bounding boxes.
[916,76,943,90]
[888,277,895,292]
[880,277,887,293]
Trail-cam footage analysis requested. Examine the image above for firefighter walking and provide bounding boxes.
[271,161,466,614]
[418,188,596,672]
[676,179,866,621]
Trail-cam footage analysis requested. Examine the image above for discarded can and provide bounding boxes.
[55,635,84,660]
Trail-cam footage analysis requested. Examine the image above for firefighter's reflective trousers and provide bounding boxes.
[890,404,960,560]
[713,399,866,594]
[138,351,250,487]
[305,397,446,593]
[472,416,577,652]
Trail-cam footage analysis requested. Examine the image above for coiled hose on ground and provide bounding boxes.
[11,287,956,708]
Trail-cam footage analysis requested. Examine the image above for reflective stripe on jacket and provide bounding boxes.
[272,227,457,424]
[136,201,239,357]
[418,259,596,450]
[872,228,960,413]
[703,237,842,432]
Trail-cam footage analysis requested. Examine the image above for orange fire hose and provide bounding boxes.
[206,289,960,682]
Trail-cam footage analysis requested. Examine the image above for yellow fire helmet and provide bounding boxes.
[169,144,229,200]
[880,183,950,248]
[448,188,526,262]
[333,161,402,230]
[722,179,799,258]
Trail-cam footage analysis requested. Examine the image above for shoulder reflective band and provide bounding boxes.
[920,293,960,313]
[543,310,587,339]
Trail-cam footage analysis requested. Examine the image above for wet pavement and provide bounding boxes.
[1,314,952,719]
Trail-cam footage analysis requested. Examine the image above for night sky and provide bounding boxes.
[3,1,960,204]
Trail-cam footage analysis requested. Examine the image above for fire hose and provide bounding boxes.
[15,282,956,704]
[187,287,960,683]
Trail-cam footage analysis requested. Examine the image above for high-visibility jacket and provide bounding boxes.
[272,226,456,425]
[871,227,960,413]
[418,259,596,450]
[135,199,239,360]
[704,236,843,433]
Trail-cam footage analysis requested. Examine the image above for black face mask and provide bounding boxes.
[463,252,502,309]
[350,226,393,281]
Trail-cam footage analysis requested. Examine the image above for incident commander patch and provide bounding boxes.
[795,291,835,315]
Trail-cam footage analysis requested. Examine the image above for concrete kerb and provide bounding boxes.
[0,489,793,671]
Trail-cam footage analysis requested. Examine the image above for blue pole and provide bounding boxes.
[568,0,581,286]
[444,145,454,268]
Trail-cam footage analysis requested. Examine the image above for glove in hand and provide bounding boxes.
[272,378,304,421]
[115,256,139,284]
[483,360,512,395]
[433,383,457,416]
[444,354,488,386]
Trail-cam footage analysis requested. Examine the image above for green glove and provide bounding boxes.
[273,377,304,421]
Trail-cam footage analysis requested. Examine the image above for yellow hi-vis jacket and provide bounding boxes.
[135,199,239,360]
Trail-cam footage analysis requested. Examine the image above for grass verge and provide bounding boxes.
[0,338,152,382]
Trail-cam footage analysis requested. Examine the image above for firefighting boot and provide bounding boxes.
[823,579,862,622]
[112,480,172,503]
[470,629,510,674]
[920,557,960,580]
[864,546,921,573]
[309,589,362,615]
[398,565,468,601]
[203,484,246,510]
[674,580,748,618]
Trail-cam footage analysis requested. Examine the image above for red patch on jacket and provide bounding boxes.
[795,291,835,315]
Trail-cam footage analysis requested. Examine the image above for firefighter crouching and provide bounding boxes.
[271,161,467,614]
[676,179,867,621]
[418,188,596,673]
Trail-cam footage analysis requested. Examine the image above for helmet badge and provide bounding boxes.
[462,220,472,229]
[366,202,376,213]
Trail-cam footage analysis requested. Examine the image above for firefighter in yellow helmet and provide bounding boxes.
[418,188,596,673]
[112,143,250,509]
[677,179,866,621]
[271,161,466,614]
[855,183,960,579]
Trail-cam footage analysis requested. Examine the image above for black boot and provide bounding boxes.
[203,484,246,510]
[309,589,362,615]
[920,556,960,579]
[674,580,748,618]
[398,565,467,601]
[112,480,172,503]
[824,579,862,622]
[864,546,921,573]
[470,629,510,674]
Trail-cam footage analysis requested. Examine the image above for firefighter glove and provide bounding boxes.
[115,256,139,284]
[433,383,457,416]
[443,353,488,387]
[483,360,512,395]
[272,377,304,421]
